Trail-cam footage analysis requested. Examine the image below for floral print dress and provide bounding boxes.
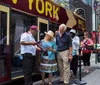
[39,40,57,73]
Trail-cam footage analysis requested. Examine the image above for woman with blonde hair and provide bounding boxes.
[39,30,57,85]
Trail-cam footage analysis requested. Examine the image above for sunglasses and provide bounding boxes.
[84,34,87,36]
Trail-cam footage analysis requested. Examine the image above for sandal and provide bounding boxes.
[83,70,87,73]
[49,82,52,85]
[71,75,76,79]
[41,82,45,85]
[86,70,89,73]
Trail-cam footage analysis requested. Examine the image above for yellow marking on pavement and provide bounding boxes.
[12,75,24,80]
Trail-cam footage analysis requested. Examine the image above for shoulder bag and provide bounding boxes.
[84,39,94,50]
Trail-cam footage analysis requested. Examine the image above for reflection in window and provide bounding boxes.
[11,12,37,78]
[40,23,47,40]
[49,22,59,33]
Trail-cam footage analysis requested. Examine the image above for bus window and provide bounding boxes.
[39,23,47,40]
[0,11,7,77]
[38,17,49,40]
[11,12,37,79]
[49,22,59,33]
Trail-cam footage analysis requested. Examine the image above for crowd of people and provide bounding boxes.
[20,24,94,85]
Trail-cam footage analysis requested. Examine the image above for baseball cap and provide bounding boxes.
[70,29,76,34]
[30,25,38,31]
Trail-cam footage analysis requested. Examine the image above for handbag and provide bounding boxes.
[85,44,94,50]
[84,39,94,50]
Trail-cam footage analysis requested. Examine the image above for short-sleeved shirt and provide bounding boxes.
[40,40,57,60]
[72,36,80,50]
[20,32,37,56]
[72,36,80,56]
[56,32,72,51]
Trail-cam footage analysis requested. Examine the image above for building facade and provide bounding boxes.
[69,0,92,32]
[52,0,92,32]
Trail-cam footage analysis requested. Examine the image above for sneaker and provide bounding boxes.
[71,75,76,79]
[64,83,69,85]
[48,82,52,85]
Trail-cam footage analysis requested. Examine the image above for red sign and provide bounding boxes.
[91,31,96,44]
[0,0,68,24]
[0,0,86,31]
[98,32,100,44]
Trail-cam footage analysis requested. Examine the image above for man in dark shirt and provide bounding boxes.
[56,24,72,85]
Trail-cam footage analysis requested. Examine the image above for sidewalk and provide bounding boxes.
[81,69,100,85]
[33,54,100,85]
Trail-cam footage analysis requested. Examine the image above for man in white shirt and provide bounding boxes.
[20,25,41,85]
[69,29,80,78]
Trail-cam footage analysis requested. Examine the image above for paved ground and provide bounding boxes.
[33,54,100,85]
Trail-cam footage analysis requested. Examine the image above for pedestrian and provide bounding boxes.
[39,30,57,85]
[81,31,94,73]
[69,29,80,78]
[56,24,72,85]
[20,25,41,85]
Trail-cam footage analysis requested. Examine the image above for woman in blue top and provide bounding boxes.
[39,30,57,85]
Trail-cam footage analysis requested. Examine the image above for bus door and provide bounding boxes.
[38,17,49,40]
[0,4,10,83]
[36,17,49,72]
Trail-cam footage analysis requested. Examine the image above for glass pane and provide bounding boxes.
[40,23,47,40]
[11,12,37,78]
[0,11,7,77]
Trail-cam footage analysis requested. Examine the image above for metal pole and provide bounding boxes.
[79,54,82,81]
[93,0,98,64]
[74,48,87,85]
[95,9,97,45]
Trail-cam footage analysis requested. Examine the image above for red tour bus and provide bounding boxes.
[0,0,86,84]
